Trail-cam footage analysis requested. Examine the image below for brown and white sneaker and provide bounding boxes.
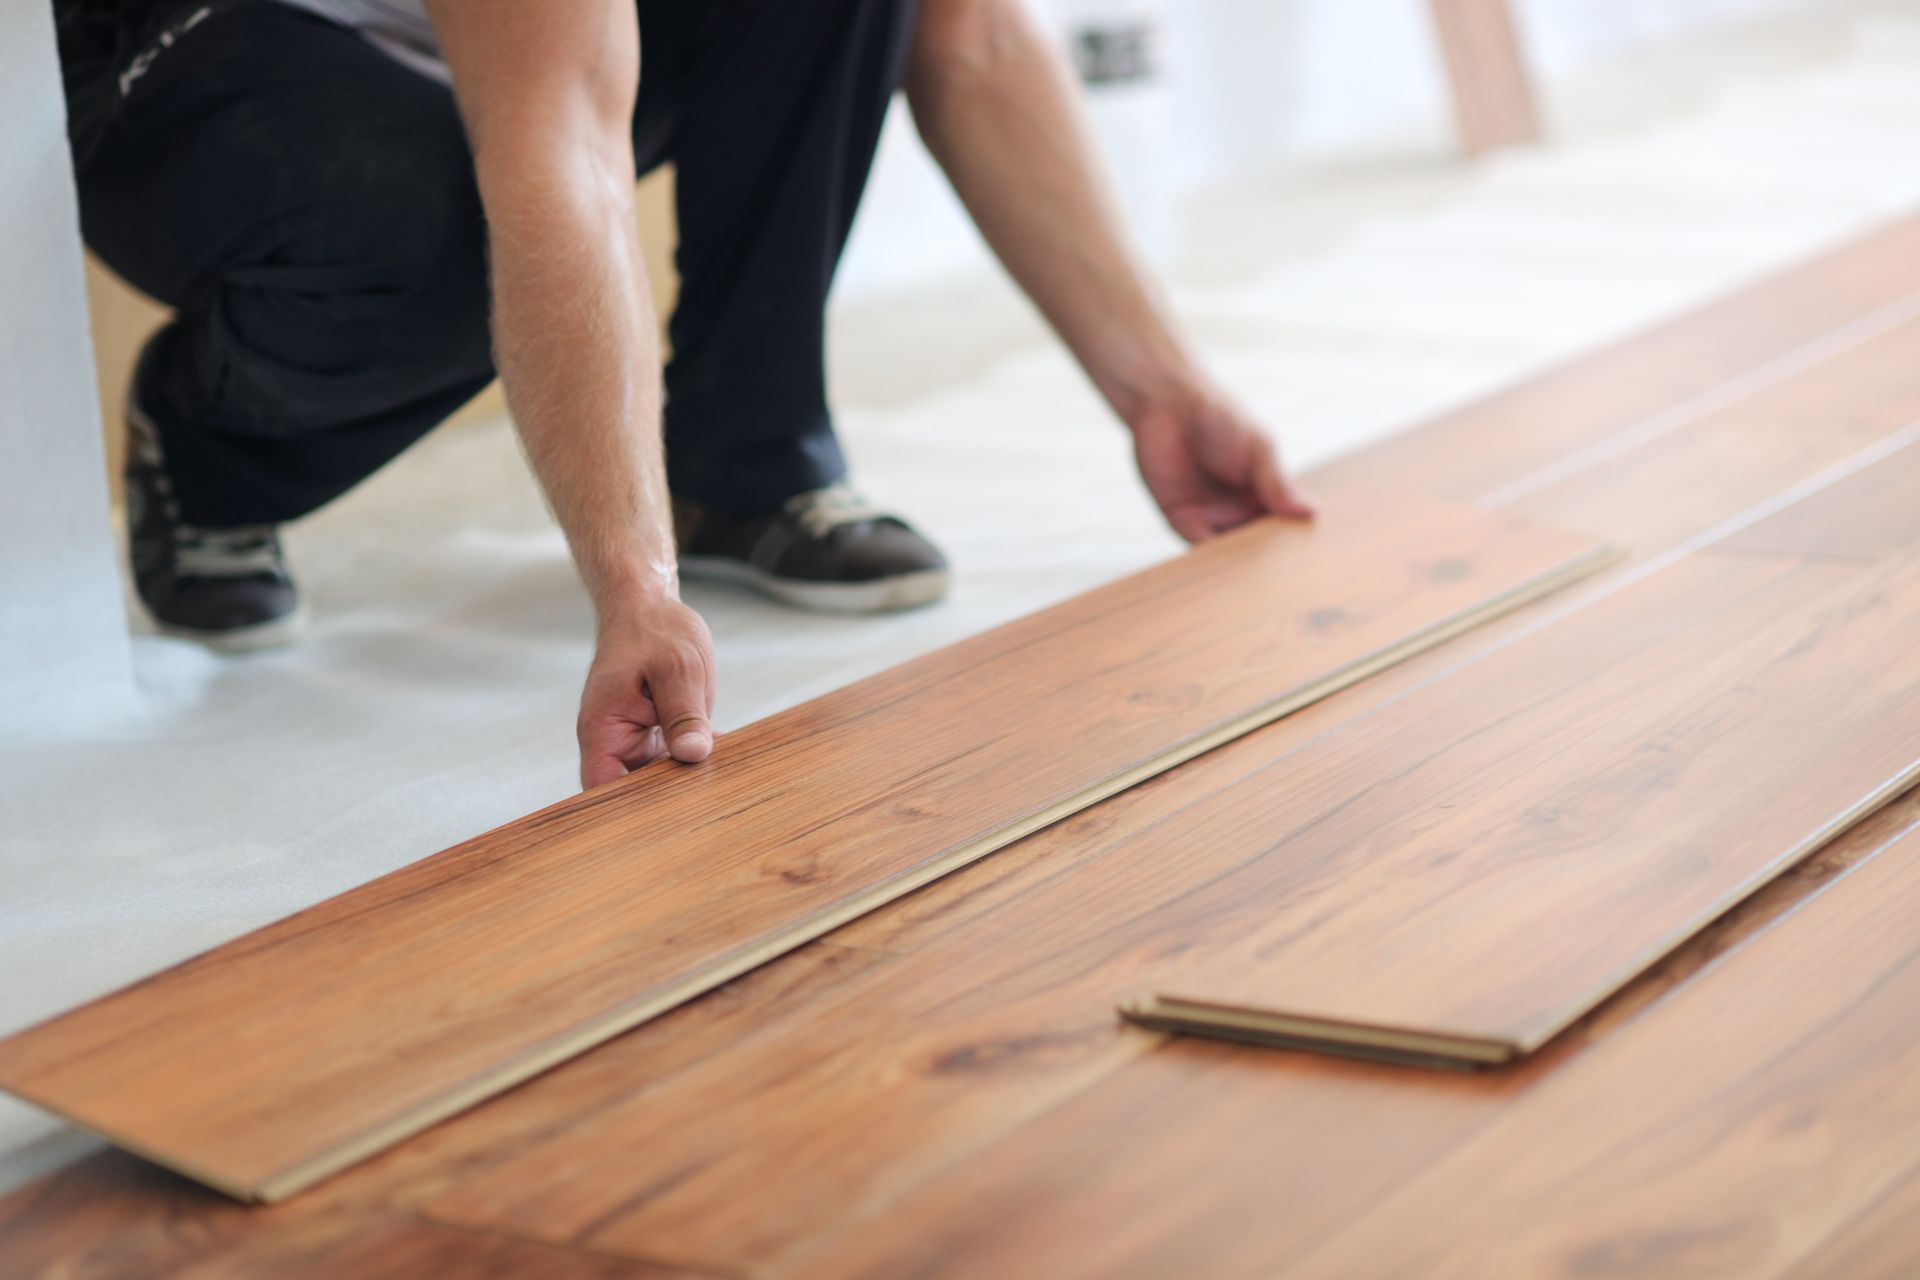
[674,483,951,614]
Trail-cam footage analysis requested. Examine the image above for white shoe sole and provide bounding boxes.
[680,556,951,614]
[152,601,311,653]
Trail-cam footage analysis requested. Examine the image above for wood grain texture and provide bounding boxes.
[0,941,881,1280]
[1132,518,1920,1058]
[1428,0,1541,155]
[0,489,1606,1202]
[425,720,1426,1266]
[737,794,1920,1274]
[1266,820,1920,1280]
[423,444,1920,1269]
[25,787,1913,1280]
[162,1216,687,1280]
[1781,1167,1920,1280]
[1716,421,1920,562]
[1503,313,1920,554]
[828,321,1920,963]
[1130,435,1920,1058]
[1311,215,1920,503]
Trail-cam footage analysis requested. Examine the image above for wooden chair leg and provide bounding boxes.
[1429,0,1543,156]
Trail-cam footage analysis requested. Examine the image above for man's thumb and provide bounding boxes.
[659,689,713,763]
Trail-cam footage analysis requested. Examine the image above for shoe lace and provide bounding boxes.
[174,525,286,578]
[784,483,888,539]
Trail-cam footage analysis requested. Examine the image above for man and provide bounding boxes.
[56,0,1314,789]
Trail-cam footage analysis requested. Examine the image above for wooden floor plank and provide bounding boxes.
[1257,822,1920,1280]
[0,489,1604,1203]
[780,810,1920,1280]
[1311,215,1920,503]
[1715,423,1920,562]
[167,1215,688,1280]
[423,444,1920,1269]
[1133,438,1920,1060]
[418,260,1920,1269]
[1782,1167,1920,1280]
[0,941,880,1279]
[1501,313,1920,553]
[827,304,1920,964]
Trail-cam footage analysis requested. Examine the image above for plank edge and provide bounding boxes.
[1120,997,1512,1069]
[230,539,1618,1201]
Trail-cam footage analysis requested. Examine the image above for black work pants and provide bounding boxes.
[56,0,918,527]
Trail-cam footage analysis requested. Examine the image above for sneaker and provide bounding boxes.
[125,386,307,652]
[674,483,951,613]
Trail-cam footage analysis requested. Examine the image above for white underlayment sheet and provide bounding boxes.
[5,16,1920,1191]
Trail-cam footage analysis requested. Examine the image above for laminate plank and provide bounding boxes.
[163,1216,688,1280]
[29,789,1913,1280]
[754,792,1920,1280]
[1501,314,1920,554]
[828,295,1920,964]
[1782,1167,1920,1280]
[1309,215,1920,503]
[1429,0,1542,156]
[426,504,1920,1270]
[1130,582,1920,1057]
[424,740,1362,1267]
[0,1160,697,1280]
[412,312,1920,1271]
[1260,823,1920,1280]
[1715,425,1920,562]
[0,941,882,1279]
[0,489,1606,1203]
[1132,435,1920,1060]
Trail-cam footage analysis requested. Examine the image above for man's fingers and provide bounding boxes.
[654,665,714,764]
[1167,505,1219,545]
[581,751,625,791]
[664,712,712,763]
[1252,440,1317,521]
[579,723,668,790]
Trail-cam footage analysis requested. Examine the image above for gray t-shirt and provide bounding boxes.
[273,0,447,82]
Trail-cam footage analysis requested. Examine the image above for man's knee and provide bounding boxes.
[201,155,493,438]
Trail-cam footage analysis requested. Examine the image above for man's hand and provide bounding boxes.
[578,596,717,790]
[1129,381,1315,543]
[428,2,706,788]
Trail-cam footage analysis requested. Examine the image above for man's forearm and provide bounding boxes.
[482,156,674,624]
[428,0,715,782]
[430,0,670,626]
[905,0,1193,424]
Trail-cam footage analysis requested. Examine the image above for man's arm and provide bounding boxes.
[906,0,1314,541]
[426,0,716,788]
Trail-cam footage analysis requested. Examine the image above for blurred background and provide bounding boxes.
[843,0,1822,293]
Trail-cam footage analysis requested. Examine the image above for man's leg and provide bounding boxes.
[634,0,950,612]
[64,1,493,532]
[639,0,914,509]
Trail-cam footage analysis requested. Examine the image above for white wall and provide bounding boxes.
[837,0,1820,299]
[0,0,133,720]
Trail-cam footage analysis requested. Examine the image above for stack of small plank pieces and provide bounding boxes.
[5,218,1920,1280]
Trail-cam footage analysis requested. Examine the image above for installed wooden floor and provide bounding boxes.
[3,216,1919,1277]
[0,489,1605,1203]
[1128,440,1920,1062]
[783,808,1920,1280]
[419,221,1920,1272]
[418,443,1920,1273]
